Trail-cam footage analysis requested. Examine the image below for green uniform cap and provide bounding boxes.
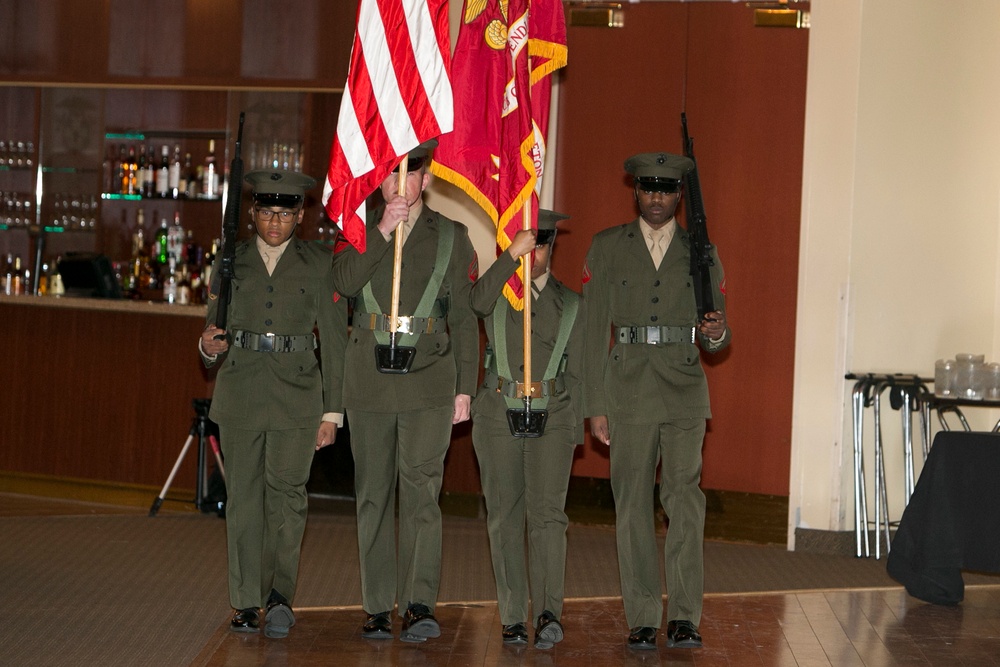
[536,208,569,245]
[245,169,317,207]
[624,152,693,193]
[394,138,439,172]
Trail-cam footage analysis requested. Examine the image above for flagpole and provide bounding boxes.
[521,200,532,396]
[389,156,408,342]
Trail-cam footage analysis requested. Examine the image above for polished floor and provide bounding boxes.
[5,492,1000,666]
[193,588,1000,666]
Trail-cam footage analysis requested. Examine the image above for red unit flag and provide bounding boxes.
[323,0,454,253]
[431,0,567,308]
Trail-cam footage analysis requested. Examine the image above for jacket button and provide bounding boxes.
[265,319,272,326]
[651,297,659,303]
[267,286,274,293]
[621,280,628,286]
[650,315,658,322]
[300,288,306,294]
[654,280,660,287]
[265,302,272,308]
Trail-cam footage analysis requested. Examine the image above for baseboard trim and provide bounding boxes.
[0,471,198,513]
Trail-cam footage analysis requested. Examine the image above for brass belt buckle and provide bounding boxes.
[515,381,543,399]
[394,316,413,335]
[647,326,661,344]
[259,333,275,352]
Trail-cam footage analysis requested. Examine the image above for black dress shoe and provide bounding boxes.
[627,626,657,650]
[361,610,393,639]
[666,620,702,648]
[502,622,528,645]
[230,608,261,633]
[534,611,564,649]
[264,590,295,639]
[400,603,440,643]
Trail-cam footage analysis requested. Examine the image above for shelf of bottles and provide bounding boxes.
[0,139,37,232]
[99,130,230,305]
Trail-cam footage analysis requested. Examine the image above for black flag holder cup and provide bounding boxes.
[375,330,416,374]
[375,155,416,374]
[507,390,549,438]
[506,200,547,437]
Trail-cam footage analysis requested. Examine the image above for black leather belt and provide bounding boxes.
[232,330,317,352]
[354,312,446,335]
[483,371,566,399]
[614,325,696,345]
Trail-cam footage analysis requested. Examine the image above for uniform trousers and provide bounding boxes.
[348,405,453,615]
[219,425,315,610]
[609,418,706,628]
[472,415,576,625]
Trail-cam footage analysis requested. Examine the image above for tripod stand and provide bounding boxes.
[149,398,225,517]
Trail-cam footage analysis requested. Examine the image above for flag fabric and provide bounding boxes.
[430,0,567,308]
[323,0,454,253]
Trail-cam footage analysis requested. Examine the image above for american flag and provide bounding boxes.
[323,0,453,253]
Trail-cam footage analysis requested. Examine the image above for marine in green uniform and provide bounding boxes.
[583,153,730,650]
[469,210,585,649]
[331,140,479,643]
[200,169,347,638]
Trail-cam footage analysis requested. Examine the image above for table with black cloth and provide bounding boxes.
[887,431,1000,605]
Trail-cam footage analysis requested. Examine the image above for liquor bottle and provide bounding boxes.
[169,144,182,199]
[155,217,169,266]
[10,256,25,295]
[179,153,193,199]
[142,145,156,198]
[176,264,191,305]
[137,144,148,197]
[123,145,138,195]
[2,253,12,295]
[167,211,185,265]
[156,145,170,198]
[50,257,64,297]
[163,257,177,304]
[115,144,127,195]
[37,261,49,296]
[202,140,217,199]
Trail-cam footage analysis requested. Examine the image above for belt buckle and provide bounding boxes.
[394,316,413,335]
[628,328,639,344]
[515,381,543,399]
[689,327,697,344]
[259,333,275,352]
[647,326,660,345]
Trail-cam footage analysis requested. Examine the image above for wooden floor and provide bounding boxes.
[192,588,1000,666]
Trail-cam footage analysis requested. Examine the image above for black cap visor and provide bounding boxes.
[635,177,682,194]
[253,192,303,208]
[535,229,556,246]
[391,156,426,173]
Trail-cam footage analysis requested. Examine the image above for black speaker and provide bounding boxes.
[57,252,122,299]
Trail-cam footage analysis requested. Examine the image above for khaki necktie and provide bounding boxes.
[650,233,666,269]
[263,249,279,275]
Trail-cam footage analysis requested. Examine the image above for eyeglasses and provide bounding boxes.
[254,207,300,222]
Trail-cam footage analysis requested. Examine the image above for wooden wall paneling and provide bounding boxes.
[553,3,807,496]
[684,4,807,496]
[185,0,242,83]
[0,302,214,489]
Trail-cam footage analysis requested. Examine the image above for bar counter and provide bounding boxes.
[0,294,484,508]
[0,294,215,502]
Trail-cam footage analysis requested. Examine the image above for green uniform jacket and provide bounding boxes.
[332,205,479,412]
[204,237,347,430]
[470,252,586,443]
[583,219,730,424]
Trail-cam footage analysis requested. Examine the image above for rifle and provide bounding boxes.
[681,112,715,321]
[213,112,245,335]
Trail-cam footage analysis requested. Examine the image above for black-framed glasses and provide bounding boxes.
[254,207,300,222]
